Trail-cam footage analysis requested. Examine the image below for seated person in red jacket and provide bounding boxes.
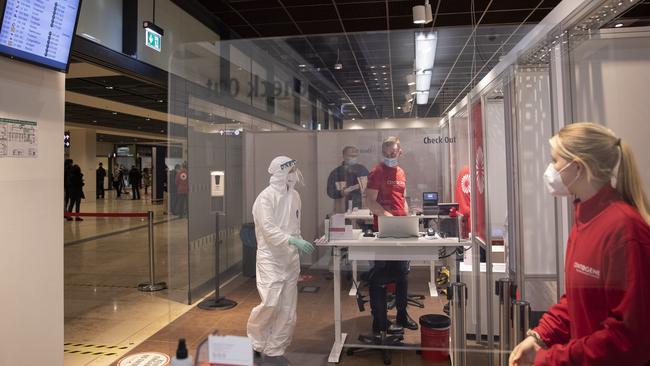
[509,122,650,366]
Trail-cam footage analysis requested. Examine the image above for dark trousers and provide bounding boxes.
[132,185,140,200]
[113,181,121,197]
[368,261,409,333]
[175,193,188,217]
[97,184,104,198]
[67,197,81,213]
[64,190,71,212]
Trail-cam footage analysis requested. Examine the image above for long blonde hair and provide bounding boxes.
[550,122,650,224]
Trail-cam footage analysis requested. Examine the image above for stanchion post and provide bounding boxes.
[448,282,467,366]
[512,300,530,345]
[496,279,514,366]
[138,210,167,292]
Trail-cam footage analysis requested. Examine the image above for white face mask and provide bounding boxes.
[543,162,577,196]
[383,157,398,168]
[344,157,358,165]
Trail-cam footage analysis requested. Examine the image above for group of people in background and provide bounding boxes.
[108,164,151,200]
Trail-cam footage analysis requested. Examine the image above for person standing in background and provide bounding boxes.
[129,165,142,200]
[326,145,369,213]
[96,162,106,199]
[64,159,73,219]
[67,165,85,221]
[175,163,189,217]
[142,168,152,196]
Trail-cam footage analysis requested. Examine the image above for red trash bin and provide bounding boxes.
[419,314,451,362]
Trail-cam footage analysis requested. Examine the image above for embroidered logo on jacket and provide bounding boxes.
[573,262,601,279]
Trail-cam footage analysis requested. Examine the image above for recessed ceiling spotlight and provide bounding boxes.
[614,23,624,28]
[397,106,402,109]
[158,99,164,103]
[298,64,306,68]
[382,65,387,68]
[372,72,377,75]
[353,79,361,83]
[105,86,114,90]
[92,120,97,123]
[361,105,367,109]
[352,118,356,120]
[160,130,165,133]
[370,65,376,69]
[112,112,117,115]
[382,72,387,75]
[146,118,151,121]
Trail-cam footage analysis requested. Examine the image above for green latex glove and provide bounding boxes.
[288,237,315,254]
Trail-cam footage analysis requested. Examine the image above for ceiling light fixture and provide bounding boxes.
[614,23,624,27]
[407,74,416,86]
[413,0,433,25]
[414,31,437,104]
[105,86,114,90]
[334,49,343,70]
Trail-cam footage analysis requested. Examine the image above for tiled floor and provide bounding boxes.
[64,193,194,366]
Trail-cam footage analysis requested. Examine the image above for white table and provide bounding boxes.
[316,230,469,363]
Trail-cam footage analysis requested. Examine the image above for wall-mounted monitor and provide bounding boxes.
[0,0,82,72]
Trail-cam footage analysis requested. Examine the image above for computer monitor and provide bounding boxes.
[423,192,439,206]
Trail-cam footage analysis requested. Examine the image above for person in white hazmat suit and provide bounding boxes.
[247,156,314,365]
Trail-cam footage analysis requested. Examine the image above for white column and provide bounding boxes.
[68,128,97,200]
[0,58,65,365]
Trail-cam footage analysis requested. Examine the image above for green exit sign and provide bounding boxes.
[145,28,162,52]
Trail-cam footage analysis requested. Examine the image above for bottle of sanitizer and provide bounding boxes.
[171,338,193,366]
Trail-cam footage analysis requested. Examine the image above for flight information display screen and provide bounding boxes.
[0,0,82,72]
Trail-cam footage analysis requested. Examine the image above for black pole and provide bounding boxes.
[198,212,237,310]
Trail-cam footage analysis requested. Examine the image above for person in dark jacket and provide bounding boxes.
[129,165,142,200]
[509,123,650,366]
[67,165,85,221]
[326,146,369,213]
[96,163,106,199]
[64,158,73,219]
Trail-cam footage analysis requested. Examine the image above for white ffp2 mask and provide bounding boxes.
[543,162,576,196]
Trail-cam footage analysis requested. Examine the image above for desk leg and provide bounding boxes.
[428,260,439,297]
[349,260,358,296]
[329,246,347,363]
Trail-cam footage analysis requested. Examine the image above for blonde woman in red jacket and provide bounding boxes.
[509,122,650,366]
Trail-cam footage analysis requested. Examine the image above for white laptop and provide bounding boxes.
[377,216,420,238]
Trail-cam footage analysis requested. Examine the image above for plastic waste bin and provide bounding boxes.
[419,314,451,362]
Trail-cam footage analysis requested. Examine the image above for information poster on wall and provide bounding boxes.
[0,117,37,158]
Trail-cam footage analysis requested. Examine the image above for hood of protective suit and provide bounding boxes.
[268,156,301,191]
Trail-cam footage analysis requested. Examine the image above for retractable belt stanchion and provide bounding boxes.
[496,278,514,366]
[198,212,237,310]
[512,300,531,345]
[138,210,167,292]
[448,282,467,366]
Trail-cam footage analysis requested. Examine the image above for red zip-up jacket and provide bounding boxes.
[533,185,650,365]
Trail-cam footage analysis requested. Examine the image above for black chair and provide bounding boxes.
[346,279,404,365]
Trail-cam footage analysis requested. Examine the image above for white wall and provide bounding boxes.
[344,117,441,130]
[571,30,650,196]
[0,59,64,365]
[76,0,123,51]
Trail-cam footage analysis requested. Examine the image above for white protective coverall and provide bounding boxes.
[247,156,303,357]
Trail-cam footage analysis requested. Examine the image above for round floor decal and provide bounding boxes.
[117,352,170,366]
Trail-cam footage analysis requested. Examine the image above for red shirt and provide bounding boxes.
[367,163,407,229]
[175,169,189,194]
[533,185,650,366]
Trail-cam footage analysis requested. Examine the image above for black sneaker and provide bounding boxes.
[443,302,450,315]
[75,217,84,221]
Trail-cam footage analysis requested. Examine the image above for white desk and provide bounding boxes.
[316,230,469,363]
